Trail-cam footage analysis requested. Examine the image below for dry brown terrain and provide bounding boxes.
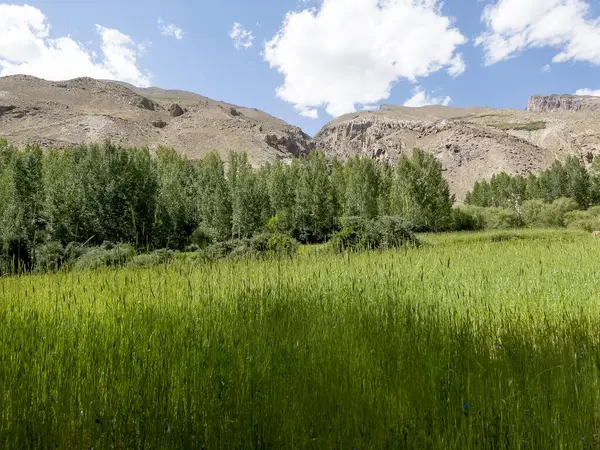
[0,75,313,165]
[1,75,599,200]
[315,98,600,200]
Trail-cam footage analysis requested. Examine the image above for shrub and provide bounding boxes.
[203,233,299,261]
[127,249,174,268]
[493,121,547,131]
[189,227,213,249]
[74,243,136,271]
[34,241,66,273]
[452,206,486,231]
[330,216,418,253]
[0,234,32,275]
[480,207,521,230]
[251,233,299,257]
[522,198,578,228]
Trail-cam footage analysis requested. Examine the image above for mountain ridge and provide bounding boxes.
[1,75,600,199]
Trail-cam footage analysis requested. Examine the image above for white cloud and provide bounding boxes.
[0,4,150,86]
[541,64,551,73]
[300,108,319,119]
[158,18,185,40]
[263,0,467,118]
[576,88,600,96]
[230,22,254,50]
[403,86,452,107]
[476,0,600,66]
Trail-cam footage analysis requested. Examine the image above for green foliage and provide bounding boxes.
[2,233,600,446]
[480,207,522,230]
[203,233,299,260]
[74,243,136,271]
[250,233,299,257]
[127,249,174,268]
[344,157,379,219]
[153,147,197,249]
[390,149,453,231]
[467,156,591,213]
[188,227,213,249]
[492,121,547,131]
[34,241,66,273]
[0,233,32,275]
[452,206,486,231]
[293,152,335,243]
[330,216,418,252]
[197,152,231,241]
[521,198,578,228]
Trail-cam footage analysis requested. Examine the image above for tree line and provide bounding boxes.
[463,156,600,230]
[0,139,454,256]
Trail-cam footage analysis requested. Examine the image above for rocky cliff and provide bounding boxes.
[526,95,600,113]
[315,101,600,200]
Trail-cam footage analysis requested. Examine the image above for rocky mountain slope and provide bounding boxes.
[526,95,600,113]
[315,99,600,200]
[0,75,313,165]
[1,75,599,200]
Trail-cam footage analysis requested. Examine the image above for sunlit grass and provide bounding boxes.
[1,230,600,447]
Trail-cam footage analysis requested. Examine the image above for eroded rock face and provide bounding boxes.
[264,127,314,158]
[314,117,453,162]
[526,95,600,113]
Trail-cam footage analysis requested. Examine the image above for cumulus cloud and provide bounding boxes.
[158,18,185,40]
[403,87,452,107]
[0,4,150,86]
[576,88,600,96]
[476,0,600,66]
[230,22,254,50]
[263,0,467,118]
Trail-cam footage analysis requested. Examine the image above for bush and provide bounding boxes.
[203,233,299,261]
[452,206,486,231]
[0,234,32,275]
[330,216,418,253]
[127,249,174,268]
[251,233,299,257]
[189,227,213,249]
[34,241,66,273]
[74,243,136,271]
[522,198,578,228]
[481,207,521,230]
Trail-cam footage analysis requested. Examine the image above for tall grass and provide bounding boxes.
[1,231,600,448]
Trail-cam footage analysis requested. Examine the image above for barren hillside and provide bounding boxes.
[1,75,600,200]
[315,100,600,200]
[0,75,313,165]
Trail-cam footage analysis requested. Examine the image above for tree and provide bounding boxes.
[197,152,232,241]
[152,147,197,249]
[228,152,268,239]
[344,157,379,219]
[391,149,453,231]
[294,152,334,242]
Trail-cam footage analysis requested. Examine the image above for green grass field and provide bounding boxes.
[1,230,600,448]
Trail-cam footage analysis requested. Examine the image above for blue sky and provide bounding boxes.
[1,0,599,135]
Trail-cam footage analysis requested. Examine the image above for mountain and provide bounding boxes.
[314,102,600,200]
[1,74,600,200]
[526,95,600,113]
[0,75,313,165]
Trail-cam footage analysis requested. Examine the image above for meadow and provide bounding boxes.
[1,229,600,448]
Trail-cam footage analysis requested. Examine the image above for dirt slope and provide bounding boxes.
[315,101,600,200]
[1,75,600,200]
[0,75,313,165]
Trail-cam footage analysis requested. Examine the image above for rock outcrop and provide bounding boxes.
[526,95,600,113]
[315,103,600,200]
